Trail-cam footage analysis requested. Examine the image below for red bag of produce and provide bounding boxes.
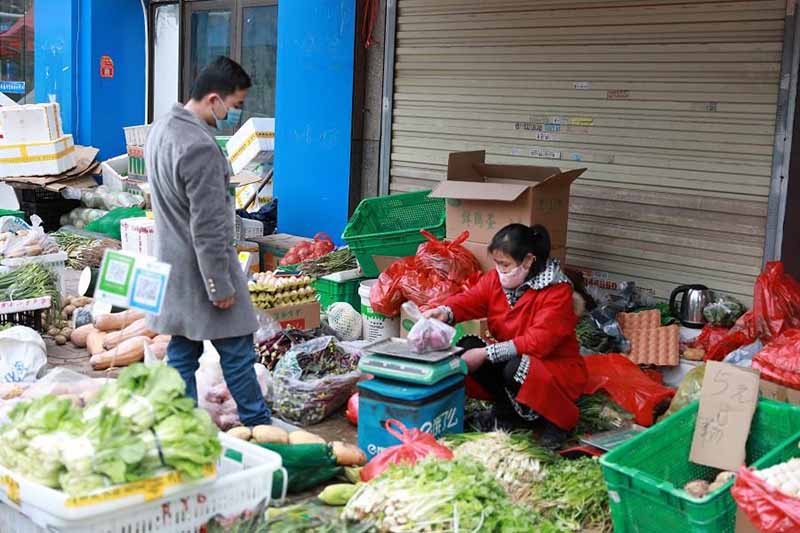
[279,233,334,266]
[753,329,800,390]
[707,262,800,361]
[690,324,730,352]
[360,419,454,482]
[583,354,675,426]
[732,465,800,532]
[369,231,481,317]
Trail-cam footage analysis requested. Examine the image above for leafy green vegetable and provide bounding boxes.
[575,393,634,435]
[528,457,612,532]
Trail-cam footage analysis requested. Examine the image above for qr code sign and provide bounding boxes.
[106,258,132,285]
[132,271,164,310]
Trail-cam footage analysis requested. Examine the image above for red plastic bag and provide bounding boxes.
[346,393,358,426]
[707,262,800,361]
[279,233,334,265]
[369,231,481,317]
[753,329,800,390]
[732,465,800,532]
[583,354,675,426]
[690,325,730,352]
[360,419,454,482]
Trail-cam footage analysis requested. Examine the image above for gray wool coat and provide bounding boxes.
[144,104,258,341]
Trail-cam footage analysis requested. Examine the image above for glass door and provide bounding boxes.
[151,2,180,120]
[182,0,233,101]
[238,0,278,121]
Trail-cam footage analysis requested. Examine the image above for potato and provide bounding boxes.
[715,471,736,484]
[684,480,710,499]
[54,335,67,346]
[62,296,73,308]
[252,425,289,444]
[63,305,76,317]
[331,441,367,466]
[288,430,326,445]
[226,427,252,441]
[71,297,92,308]
[60,327,73,338]
[47,327,60,337]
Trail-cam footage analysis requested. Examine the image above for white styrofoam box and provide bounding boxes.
[121,217,156,257]
[0,103,64,144]
[101,154,128,192]
[227,117,275,174]
[123,124,150,147]
[0,433,286,532]
[0,135,77,178]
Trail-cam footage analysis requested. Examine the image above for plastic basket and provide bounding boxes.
[14,188,62,203]
[313,273,365,311]
[600,399,800,533]
[0,210,25,219]
[215,136,231,156]
[342,191,445,277]
[2,251,68,294]
[18,199,81,233]
[236,216,264,242]
[0,432,287,533]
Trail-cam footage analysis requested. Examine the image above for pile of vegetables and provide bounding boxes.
[0,364,220,496]
[703,295,746,327]
[0,262,61,314]
[248,272,316,310]
[527,457,612,532]
[576,315,613,353]
[52,231,121,270]
[59,208,108,229]
[444,431,553,503]
[226,426,366,467]
[575,392,634,434]
[0,228,59,259]
[290,248,357,278]
[70,309,170,370]
[273,337,361,425]
[79,185,144,212]
[343,456,544,532]
[684,471,736,499]
[256,329,319,371]
[279,233,335,266]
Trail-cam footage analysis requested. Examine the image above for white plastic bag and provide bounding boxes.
[402,301,456,353]
[327,302,363,341]
[0,326,46,383]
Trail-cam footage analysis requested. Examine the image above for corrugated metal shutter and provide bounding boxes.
[389,0,790,303]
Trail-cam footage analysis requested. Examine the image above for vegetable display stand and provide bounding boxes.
[0,433,286,533]
[1,251,68,295]
[313,271,365,311]
[342,190,445,277]
[600,399,800,533]
[0,296,51,332]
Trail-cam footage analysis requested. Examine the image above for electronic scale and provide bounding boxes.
[359,338,467,386]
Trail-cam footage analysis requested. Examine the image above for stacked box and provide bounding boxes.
[121,217,157,257]
[0,103,63,143]
[227,118,275,174]
[0,135,77,178]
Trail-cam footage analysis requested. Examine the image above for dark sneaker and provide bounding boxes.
[540,420,569,451]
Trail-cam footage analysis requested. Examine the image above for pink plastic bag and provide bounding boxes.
[402,301,455,353]
[360,419,454,482]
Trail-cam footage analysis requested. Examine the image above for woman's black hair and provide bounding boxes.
[488,223,551,275]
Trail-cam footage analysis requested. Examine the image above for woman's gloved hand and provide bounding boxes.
[422,307,449,323]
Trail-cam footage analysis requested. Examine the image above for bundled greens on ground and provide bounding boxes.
[343,457,547,532]
[443,431,554,504]
[528,457,612,533]
[0,364,221,496]
[575,392,634,435]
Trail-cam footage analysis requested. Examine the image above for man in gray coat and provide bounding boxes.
[145,57,271,426]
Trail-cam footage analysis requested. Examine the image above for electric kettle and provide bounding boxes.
[669,284,712,328]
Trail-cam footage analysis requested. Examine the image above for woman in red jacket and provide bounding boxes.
[426,224,587,449]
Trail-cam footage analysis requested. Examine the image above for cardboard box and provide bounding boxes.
[463,239,566,273]
[227,117,275,174]
[0,135,77,178]
[400,306,489,342]
[429,151,584,248]
[237,241,260,275]
[759,379,800,405]
[0,103,64,143]
[262,301,321,330]
[252,233,313,271]
[121,217,157,257]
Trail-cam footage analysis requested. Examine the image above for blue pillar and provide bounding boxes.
[34,0,146,160]
[273,0,356,243]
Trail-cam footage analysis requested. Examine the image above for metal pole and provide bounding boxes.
[377,0,396,196]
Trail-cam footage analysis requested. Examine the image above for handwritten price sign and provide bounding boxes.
[690,362,760,471]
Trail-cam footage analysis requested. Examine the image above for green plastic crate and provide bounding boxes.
[342,190,445,277]
[216,136,231,156]
[600,399,800,533]
[0,210,24,219]
[313,275,364,311]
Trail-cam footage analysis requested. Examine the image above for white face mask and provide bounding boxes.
[497,263,529,289]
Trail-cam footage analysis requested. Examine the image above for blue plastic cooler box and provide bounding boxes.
[358,374,465,459]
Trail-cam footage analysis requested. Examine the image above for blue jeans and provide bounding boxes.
[167,334,272,426]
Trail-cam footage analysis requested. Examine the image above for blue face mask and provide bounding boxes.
[212,98,243,130]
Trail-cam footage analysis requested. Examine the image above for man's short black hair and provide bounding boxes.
[190,56,252,101]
